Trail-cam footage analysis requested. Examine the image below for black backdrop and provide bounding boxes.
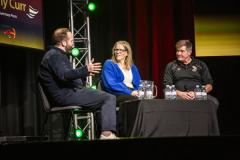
[0,0,240,137]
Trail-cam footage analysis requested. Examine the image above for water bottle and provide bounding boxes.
[164,85,171,100]
[194,85,202,100]
[145,84,153,99]
[138,83,145,99]
[171,85,177,100]
[201,85,207,100]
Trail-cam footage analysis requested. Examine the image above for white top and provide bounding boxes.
[118,65,134,89]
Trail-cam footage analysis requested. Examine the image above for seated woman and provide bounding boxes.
[101,40,141,106]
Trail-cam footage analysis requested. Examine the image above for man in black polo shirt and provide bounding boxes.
[163,39,219,106]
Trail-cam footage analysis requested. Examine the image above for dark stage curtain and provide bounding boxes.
[0,48,43,136]
[126,0,194,98]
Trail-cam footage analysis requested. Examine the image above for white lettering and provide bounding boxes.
[0,11,10,17]
[10,13,17,18]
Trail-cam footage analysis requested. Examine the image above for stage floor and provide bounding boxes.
[0,136,240,159]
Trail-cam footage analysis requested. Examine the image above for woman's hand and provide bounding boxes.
[131,90,139,97]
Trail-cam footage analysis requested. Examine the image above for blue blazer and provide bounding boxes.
[101,60,141,95]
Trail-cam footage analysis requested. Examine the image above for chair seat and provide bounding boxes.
[50,106,82,112]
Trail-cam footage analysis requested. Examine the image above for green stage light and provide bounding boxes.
[91,85,97,90]
[87,2,96,12]
[75,129,83,138]
[71,48,80,57]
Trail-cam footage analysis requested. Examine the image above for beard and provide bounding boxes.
[66,45,73,53]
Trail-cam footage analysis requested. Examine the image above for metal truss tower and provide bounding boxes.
[68,0,92,87]
[68,0,95,140]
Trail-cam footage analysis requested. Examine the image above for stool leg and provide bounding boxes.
[89,112,95,140]
[73,113,78,130]
[67,112,78,140]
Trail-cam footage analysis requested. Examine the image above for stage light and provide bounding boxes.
[71,48,80,57]
[87,2,96,12]
[91,84,97,90]
[75,129,83,138]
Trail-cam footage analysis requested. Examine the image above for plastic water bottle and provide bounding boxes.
[201,85,207,100]
[138,83,145,99]
[145,84,153,99]
[194,85,202,100]
[171,85,177,100]
[164,85,171,100]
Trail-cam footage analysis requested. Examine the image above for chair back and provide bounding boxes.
[38,82,51,113]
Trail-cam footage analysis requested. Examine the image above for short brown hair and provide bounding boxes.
[175,40,192,51]
[52,28,71,45]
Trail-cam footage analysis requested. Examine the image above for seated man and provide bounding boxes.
[163,39,219,107]
[38,27,118,139]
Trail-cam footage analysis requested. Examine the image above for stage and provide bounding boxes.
[0,136,239,158]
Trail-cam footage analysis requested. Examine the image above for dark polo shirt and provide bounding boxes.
[163,58,213,91]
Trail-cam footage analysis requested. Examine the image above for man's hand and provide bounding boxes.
[87,58,102,76]
[177,90,195,100]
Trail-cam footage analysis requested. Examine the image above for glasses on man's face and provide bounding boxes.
[114,48,127,53]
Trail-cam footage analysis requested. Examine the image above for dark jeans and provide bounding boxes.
[60,87,117,133]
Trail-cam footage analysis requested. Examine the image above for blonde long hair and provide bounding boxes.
[111,40,133,70]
